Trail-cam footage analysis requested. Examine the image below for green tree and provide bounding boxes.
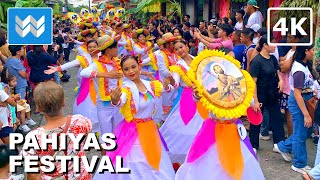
[15,0,47,7]
[74,5,89,13]
[0,1,16,31]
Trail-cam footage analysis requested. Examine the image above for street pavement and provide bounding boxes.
[28,51,317,180]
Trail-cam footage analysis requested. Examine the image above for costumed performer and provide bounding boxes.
[93,55,175,180]
[44,39,99,134]
[69,28,97,56]
[131,29,155,80]
[154,33,180,121]
[160,40,208,165]
[80,35,123,153]
[175,49,265,180]
[119,23,134,56]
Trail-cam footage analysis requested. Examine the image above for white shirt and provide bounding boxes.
[235,22,243,30]
[0,89,9,127]
[246,11,263,28]
[62,33,69,49]
[253,37,259,45]
[172,56,193,88]
[198,42,205,54]
[289,61,314,91]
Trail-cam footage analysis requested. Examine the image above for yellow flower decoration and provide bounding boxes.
[187,49,255,119]
[76,55,88,69]
[151,80,163,97]
[148,53,159,71]
[170,65,193,87]
[120,87,134,122]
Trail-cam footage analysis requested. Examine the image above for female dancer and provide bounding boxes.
[160,40,207,164]
[131,29,155,79]
[69,28,97,56]
[118,23,134,56]
[93,55,175,180]
[44,39,99,134]
[176,50,265,180]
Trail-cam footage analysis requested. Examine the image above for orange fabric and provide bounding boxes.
[215,123,244,180]
[136,120,162,170]
[196,102,209,119]
[89,79,97,106]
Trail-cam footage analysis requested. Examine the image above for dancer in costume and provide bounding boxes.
[80,35,123,149]
[118,23,134,56]
[44,39,99,134]
[155,33,180,120]
[93,55,175,180]
[131,29,155,80]
[175,50,265,180]
[117,23,133,57]
[70,27,97,56]
[156,33,180,81]
[160,40,208,164]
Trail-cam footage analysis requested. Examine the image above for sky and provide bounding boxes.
[67,0,101,7]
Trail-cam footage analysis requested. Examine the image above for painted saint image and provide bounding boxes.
[202,60,245,103]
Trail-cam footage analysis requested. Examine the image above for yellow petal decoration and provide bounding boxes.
[170,65,193,87]
[120,87,134,122]
[151,80,163,98]
[187,49,255,119]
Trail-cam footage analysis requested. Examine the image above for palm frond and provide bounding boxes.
[273,0,318,25]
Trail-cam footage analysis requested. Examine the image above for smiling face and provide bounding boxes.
[174,41,189,58]
[138,34,146,44]
[87,41,98,55]
[122,58,141,81]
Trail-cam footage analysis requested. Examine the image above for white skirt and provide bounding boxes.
[93,138,175,180]
[160,102,203,164]
[175,140,265,180]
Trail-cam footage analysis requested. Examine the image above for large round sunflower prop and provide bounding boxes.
[187,50,255,119]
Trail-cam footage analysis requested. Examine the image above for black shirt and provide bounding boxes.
[250,54,280,103]
[250,54,279,86]
[48,35,64,55]
[150,29,159,38]
[183,31,193,43]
